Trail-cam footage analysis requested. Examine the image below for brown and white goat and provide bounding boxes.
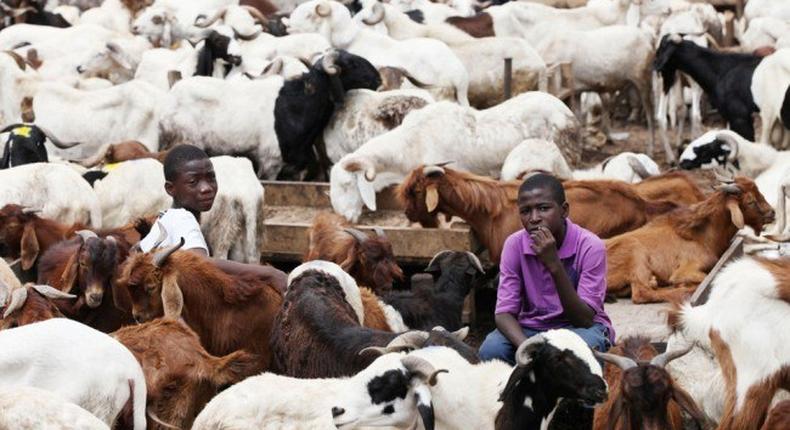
[396,165,684,262]
[763,400,790,430]
[305,212,403,294]
[77,140,167,168]
[116,240,283,373]
[606,176,775,304]
[112,319,259,430]
[593,336,708,430]
[0,282,75,330]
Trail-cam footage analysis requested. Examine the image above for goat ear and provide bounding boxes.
[20,223,40,271]
[161,271,183,319]
[425,184,439,212]
[671,385,708,428]
[725,200,745,229]
[357,174,377,211]
[59,252,80,293]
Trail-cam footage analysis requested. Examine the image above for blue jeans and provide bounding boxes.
[478,323,611,365]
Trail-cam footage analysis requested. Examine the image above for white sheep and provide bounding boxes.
[329,91,580,221]
[0,162,101,227]
[751,48,790,149]
[738,17,790,52]
[353,0,474,46]
[0,386,110,430]
[0,318,146,430]
[286,0,470,105]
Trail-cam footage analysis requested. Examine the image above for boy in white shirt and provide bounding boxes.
[139,144,286,291]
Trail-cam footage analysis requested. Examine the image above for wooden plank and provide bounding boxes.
[262,181,403,210]
[691,237,744,306]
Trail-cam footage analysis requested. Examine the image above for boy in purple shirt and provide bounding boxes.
[479,173,614,364]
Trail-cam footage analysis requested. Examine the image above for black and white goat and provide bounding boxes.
[1,123,79,168]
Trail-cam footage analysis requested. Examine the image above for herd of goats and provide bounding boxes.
[1,0,790,429]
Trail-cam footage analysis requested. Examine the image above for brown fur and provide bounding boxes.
[360,287,393,331]
[0,286,65,330]
[113,319,259,430]
[305,212,403,294]
[396,166,686,263]
[634,171,706,205]
[755,257,790,304]
[445,13,495,37]
[120,0,154,15]
[117,251,283,373]
[373,96,429,130]
[606,177,774,304]
[240,0,278,16]
[106,141,161,164]
[762,400,790,430]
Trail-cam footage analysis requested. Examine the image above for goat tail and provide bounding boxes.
[131,378,148,430]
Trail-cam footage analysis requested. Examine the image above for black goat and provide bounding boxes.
[274,49,381,180]
[0,0,69,29]
[1,123,80,169]
[654,33,762,141]
[382,250,484,331]
[194,28,242,77]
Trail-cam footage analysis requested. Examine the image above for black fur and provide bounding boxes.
[82,170,108,187]
[782,84,790,130]
[367,369,410,404]
[14,2,70,28]
[0,124,49,168]
[678,138,735,170]
[194,30,241,77]
[273,50,381,180]
[404,9,424,23]
[654,35,762,141]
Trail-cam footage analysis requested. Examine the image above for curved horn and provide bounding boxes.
[151,221,169,249]
[594,350,638,371]
[37,125,80,149]
[21,207,41,215]
[359,346,389,356]
[383,330,430,352]
[422,165,446,177]
[194,6,228,27]
[321,50,340,75]
[716,183,742,195]
[31,284,77,300]
[402,355,448,386]
[713,167,735,184]
[343,157,377,181]
[650,342,694,368]
[241,5,269,24]
[234,26,261,40]
[343,227,369,243]
[4,51,27,71]
[464,251,485,274]
[75,229,98,242]
[515,334,546,367]
[626,155,653,179]
[152,237,185,268]
[425,250,454,271]
[449,326,469,341]
[315,2,332,17]
[362,3,385,25]
[261,57,284,77]
[3,287,27,318]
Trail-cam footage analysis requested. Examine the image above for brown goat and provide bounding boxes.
[606,176,775,303]
[77,141,167,168]
[360,286,401,331]
[593,336,708,430]
[762,400,790,430]
[305,212,403,294]
[0,283,75,330]
[445,13,495,37]
[112,319,259,430]
[633,171,706,205]
[116,241,283,373]
[396,165,684,262]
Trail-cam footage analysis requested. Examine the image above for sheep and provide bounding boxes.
[1,123,81,168]
[751,48,790,149]
[286,0,470,105]
[330,91,580,222]
[113,319,259,430]
[353,0,475,46]
[0,386,110,430]
[0,318,147,430]
[396,164,685,262]
[116,238,284,373]
[0,163,101,228]
[592,336,707,430]
[606,176,776,304]
[305,212,403,294]
[269,260,477,378]
[667,255,790,430]
[0,283,76,330]
[192,351,446,430]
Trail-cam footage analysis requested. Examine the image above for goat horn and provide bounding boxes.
[3,287,27,318]
[194,6,227,27]
[383,330,430,352]
[37,125,80,149]
[422,165,446,177]
[75,230,98,242]
[343,227,369,243]
[362,3,385,25]
[359,346,389,356]
[21,207,41,214]
[315,2,332,17]
[234,27,261,40]
[321,49,340,75]
[425,250,453,271]
[402,355,447,386]
[464,251,485,274]
[594,350,638,371]
[153,237,185,268]
[650,342,694,368]
[151,221,169,249]
[241,5,269,24]
[31,284,77,300]
[713,167,734,184]
[449,326,469,341]
[716,183,742,195]
[515,334,546,367]
[627,155,653,179]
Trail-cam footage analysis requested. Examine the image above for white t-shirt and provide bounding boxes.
[139,208,209,254]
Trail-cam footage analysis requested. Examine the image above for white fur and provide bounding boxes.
[751,48,790,149]
[379,299,409,332]
[739,17,790,52]
[0,318,146,429]
[0,386,110,430]
[572,152,661,183]
[500,138,574,181]
[288,260,365,325]
[745,0,790,22]
[92,160,171,229]
[354,1,474,46]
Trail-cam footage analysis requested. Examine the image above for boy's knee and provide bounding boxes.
[478,330,516,365]
[573,325,611,352]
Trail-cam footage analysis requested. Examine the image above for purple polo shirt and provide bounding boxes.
[495,219,615,343]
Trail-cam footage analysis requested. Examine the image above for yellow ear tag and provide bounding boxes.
[103,162,120,172]
[12,126,32,138]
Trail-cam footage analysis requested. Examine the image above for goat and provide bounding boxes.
[606,176,775,304]
[751,48,790,149]
[654,33,763,141]
[0,283,75,330]
[0,318,146,429]
[270,260,477,378]
[764,400,790,430]
[0,204,80,271]
[193,351,445,430]
[592,336,707,430]
[0,256,21,292]
[396,165,684,262]
[113,319,259,430]
[381,250,484,331]
[667,256,790,430]
[76,140,161,168]
[1,123,80,168]
[116,239,284,373]
[0,386,109,430]
[305,212,403,294]
[360,286,407,332]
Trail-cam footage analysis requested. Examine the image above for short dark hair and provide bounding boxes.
[518,172,566,205]
[163,144,210,181]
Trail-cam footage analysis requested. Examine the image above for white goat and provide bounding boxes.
[354,0,474,46]
[0,163,101,227]
[78,0,138,33]
[572,152,660,182]
[751,48,790,149]
[329,91,579,221]
[739,17,790,52]
[286,0,470,105]
[91,159,171,229]
[387,0,471,23]
[0,386,110,430]
[0,318,146,430]
[745,0,790,22]
[75,36,153,84]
